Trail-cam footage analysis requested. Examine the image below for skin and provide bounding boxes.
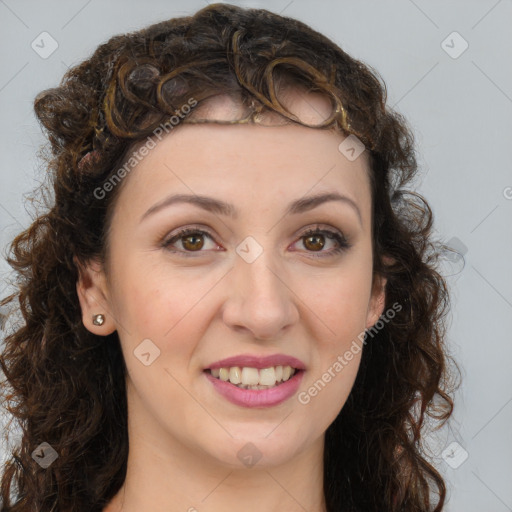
[77,90,387,512]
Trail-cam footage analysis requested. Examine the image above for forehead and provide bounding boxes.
[111,89,372,230]
[113,123,371,231]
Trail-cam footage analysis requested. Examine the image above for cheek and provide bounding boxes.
[297,349,361,440]
[300,263,373,342]
[110,253,223,355]
[300,276,367,385]
[111,264,218,412]
[294,257,372,415]
[314,284,369,335]
[296,273,368,428]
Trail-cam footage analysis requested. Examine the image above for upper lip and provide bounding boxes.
[206,354,306,371]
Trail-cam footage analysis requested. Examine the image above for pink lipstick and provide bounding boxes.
[204,353,306,408]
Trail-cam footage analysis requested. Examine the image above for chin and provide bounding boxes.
[200,429,309,469]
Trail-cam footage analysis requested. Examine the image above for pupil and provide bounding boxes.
[305,235,324,251]
[183,234,204,251]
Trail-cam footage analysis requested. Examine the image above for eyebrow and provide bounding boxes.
[140,191,363,226]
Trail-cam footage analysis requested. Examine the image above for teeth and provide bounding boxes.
[259,367,276,386]
[229,367,242,384]
[241,367,259,386]
[209,365,297,388]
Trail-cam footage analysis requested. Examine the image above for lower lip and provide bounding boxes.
[205,370,304,408]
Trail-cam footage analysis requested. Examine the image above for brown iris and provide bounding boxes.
[303,234,325,252]
[182,234,205,251]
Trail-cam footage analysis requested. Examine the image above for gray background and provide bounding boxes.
[1,1,511,510]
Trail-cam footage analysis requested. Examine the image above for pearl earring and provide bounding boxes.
[92,314,105,326]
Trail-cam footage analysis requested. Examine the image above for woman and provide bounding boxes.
[0,3,459,511]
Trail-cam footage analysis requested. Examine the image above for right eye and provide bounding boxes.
[162,227,221,256]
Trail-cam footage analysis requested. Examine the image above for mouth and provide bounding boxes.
[203,354,306,408]
[203,354,306,409]
[206,365,301,390]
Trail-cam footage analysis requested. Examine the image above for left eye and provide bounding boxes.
[163,228,218,254]
[162,227,351,257]
[296,228,350,257]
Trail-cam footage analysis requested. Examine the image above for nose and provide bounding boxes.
[221,250,299,341]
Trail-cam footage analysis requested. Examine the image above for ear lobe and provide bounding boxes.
[74,255,116,336]
[365,273,387,330]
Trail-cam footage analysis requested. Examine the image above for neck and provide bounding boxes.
[103,393,327,512]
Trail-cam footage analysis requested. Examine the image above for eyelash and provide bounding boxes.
[162,225,352,258]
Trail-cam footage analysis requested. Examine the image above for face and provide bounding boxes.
[77,91,386,470]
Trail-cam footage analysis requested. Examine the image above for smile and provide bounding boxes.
[209,365,298,389]
[205,368,306,409]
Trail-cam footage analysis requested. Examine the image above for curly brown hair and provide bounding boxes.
[0,3,460,511]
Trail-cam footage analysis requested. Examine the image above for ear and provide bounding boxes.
[365,272,387,330]
[365,255,394,330]
[74,255,117,336]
